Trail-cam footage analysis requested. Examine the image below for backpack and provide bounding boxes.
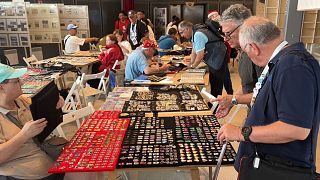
[192,20,227,71]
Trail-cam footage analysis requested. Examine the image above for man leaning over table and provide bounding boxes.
[125,40,170,81]
[217,16,320,178]
[64,24,99,54]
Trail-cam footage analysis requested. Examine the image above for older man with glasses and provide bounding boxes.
[210,4,264,118]
[218,16,320,179]
[178,20,228,102]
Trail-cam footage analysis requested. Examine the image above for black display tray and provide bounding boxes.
[117,115,236,168]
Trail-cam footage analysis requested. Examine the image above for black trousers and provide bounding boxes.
[209,61,227,98]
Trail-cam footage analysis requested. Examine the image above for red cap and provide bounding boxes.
[142,39,157,48]
[208,10,218,18]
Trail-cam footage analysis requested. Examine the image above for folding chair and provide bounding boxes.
[79,69,107,104]
[56,102,95,140]
[23,54,38,67]
[62,76,82,116]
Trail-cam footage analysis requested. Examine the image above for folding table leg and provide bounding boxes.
[190,168,200,180]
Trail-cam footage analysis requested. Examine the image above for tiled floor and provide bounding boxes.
[61,62,320,179]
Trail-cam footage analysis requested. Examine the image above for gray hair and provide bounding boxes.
[220,4,252,25]
[178,20,193,29]
[239,16,282,47]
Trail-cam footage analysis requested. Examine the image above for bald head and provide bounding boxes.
[239,16,282,48]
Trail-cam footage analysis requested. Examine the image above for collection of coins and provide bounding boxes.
[48,111,130,173]
[125,90,208,112]
[118,145,179,167]
[180,100,209,111]
[117,115,236,168]
[122,100,180,112]
[147,75,166,82]
[122,101,153,112]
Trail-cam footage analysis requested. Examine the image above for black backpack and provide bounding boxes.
[192,20,227,71]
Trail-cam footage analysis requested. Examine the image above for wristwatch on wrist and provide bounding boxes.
[231,96,238,105]
[241,126,252,142]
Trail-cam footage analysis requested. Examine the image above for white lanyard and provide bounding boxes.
[250,41,288,108]
[130,23,138,45]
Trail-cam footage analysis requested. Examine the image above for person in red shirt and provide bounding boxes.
[98,34,124,76]
[115,11,130,38]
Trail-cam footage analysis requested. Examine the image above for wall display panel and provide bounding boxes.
[169,5,181,19]
[26,4,61,43]
[182,4,204,24]
[58,5,90,39]
[153,7,167,40]
[0,2,30,47]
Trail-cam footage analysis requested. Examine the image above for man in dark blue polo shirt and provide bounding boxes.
[217,16,320,175]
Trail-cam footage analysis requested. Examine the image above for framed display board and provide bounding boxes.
[153,7,167,39]
[0,1,30,48]
[26,3,61,43]
[58,5,90,39]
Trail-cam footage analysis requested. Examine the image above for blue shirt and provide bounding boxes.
[125,47,149,81]
[235,43,320,171]
[158,35,176,56]
[192,31,208,53]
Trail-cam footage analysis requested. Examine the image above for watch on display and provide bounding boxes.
[231,96,238,105]
[241,126,252,142]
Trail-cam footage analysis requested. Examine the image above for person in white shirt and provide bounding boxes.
[64,24,99,54]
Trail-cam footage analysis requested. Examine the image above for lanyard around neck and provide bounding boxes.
[250,41,288,108]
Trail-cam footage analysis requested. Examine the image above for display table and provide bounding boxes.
[130,71,209,86]
[31,56,99,68]
[100,86,213,117]
[48,111,236,180]
[65,50,100,57]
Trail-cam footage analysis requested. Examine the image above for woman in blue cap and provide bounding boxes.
[0,64,96,179]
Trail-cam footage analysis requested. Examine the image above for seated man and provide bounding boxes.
[64,24,99,54]
[158,28,180,56]
[125,40,170,81]
[0,64,96,180]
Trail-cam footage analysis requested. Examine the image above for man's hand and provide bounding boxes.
[217,124,243,144]
[160,64,170,71]
[19,118,47,140]
[211,95,233,118]
[56,95,65,109]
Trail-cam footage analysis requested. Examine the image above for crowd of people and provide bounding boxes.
[1,3,318,179]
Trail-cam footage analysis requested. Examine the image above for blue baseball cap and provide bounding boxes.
[0,63,27,83]
[67,24,78,30]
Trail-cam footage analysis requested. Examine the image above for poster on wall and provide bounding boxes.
[7,19,18,32]
[153,7,167,39]
[0,2,30,48]
[9,34,19,46]
[58,5,90,40]
[17,19,28,31]
[0,34,8,46]
[19,33,29,46]
[0,19,6,32]
[26,4,61,43]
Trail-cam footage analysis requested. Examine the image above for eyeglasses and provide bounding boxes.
[179,28,186,35]
[223,24,241,40]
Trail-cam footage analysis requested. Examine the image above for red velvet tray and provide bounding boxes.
[48,111,129,173]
